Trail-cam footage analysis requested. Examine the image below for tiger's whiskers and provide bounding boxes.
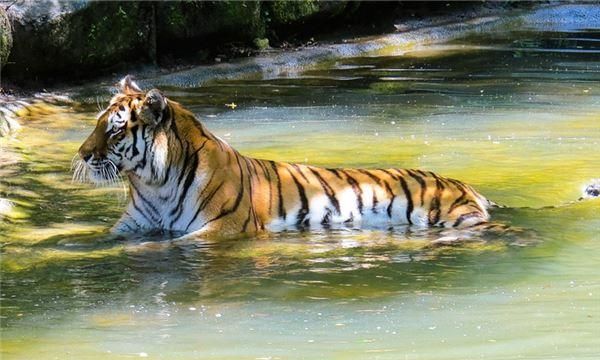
[71,156,128,204]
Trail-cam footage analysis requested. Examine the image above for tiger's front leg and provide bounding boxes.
[110,211,145,234]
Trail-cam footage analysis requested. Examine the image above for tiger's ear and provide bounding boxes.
[139,89,169,126]
[118,75,142,94]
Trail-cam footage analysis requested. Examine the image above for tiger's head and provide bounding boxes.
[75,75,172,185]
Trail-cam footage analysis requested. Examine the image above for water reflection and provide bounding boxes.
[3,198,591,329]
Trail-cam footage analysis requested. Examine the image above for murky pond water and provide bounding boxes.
[1,8,599,360]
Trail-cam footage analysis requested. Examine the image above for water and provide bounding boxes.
[1,9,599,360]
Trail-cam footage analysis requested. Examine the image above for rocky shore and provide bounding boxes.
[1,1,538,88]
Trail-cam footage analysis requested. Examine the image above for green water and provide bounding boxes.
[1,16,599,360]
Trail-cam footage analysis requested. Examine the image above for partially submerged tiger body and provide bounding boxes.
[76,76,492,236]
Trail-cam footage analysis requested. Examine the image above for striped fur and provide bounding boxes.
[77,76,492,236]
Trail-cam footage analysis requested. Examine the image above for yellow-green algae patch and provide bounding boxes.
[1,242,123,273]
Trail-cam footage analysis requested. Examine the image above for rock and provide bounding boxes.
[155,1,265,55]
[582,179,600,200]
[253,37,270,50]
[5,1,509,85]
[4,1,155,84]
[0,7,12,71]
[155,1,353,58]
[265,0,321,26]
[265,1,349,28]
[2,1,359,84]
[263,1,354,41]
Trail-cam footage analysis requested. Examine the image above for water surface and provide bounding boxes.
[1,11,599,360]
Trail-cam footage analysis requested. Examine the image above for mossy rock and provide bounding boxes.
[156,1,265,54]
[265,0,320,26]
[0,7,12,70]
[262,1,352,41]
[4,2,154,84]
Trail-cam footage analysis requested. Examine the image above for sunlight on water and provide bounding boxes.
[1,7,599,360]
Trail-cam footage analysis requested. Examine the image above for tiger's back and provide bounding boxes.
[248,162,490,232]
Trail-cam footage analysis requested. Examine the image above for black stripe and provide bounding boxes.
[291,164,310,183]
[149,136,158,179]
[321,208,332,226]
[447,179,469,213]
[270,161,286,220]
[309,167,341,215]
[358,170,382,214]
[249,158,263,183]
[398,176,414,225]
[120,211,136,231]
[193,120,209,138]
[161,104,172,126]
[383,180,395,218]
[185,179,224,231]
[372,192,379,213]
[199,181,224,213]
[139,126,148,169]
[416,169,429,177]
[122,220,134,232]
[340,170,363,215]
[201,152,246,227]
[130,125,139,156]
[169,144,203,226]
[244,157,258,179]
[427,175,444,226]
[129,180,161,221]
[429,171,449,189]
[130,192,154,225]
[132,126,149,172]
[242,207,253,232]
[377,169,400,218]
[379,168,399,181]
[286,167,310,226]
[405,169,426,205]
[194,121,224,151]
[326,168,343,179]
[170,117,185,150]
[243,156,259,232]
[469,201,484,214]
[116,212,132,231]
[344,213,354,224]
[428,184,442,225]
[453,211,481,227]
[256,160,273,216]
[358,169,383,185]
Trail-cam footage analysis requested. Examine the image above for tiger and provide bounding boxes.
[75,75,495,237]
